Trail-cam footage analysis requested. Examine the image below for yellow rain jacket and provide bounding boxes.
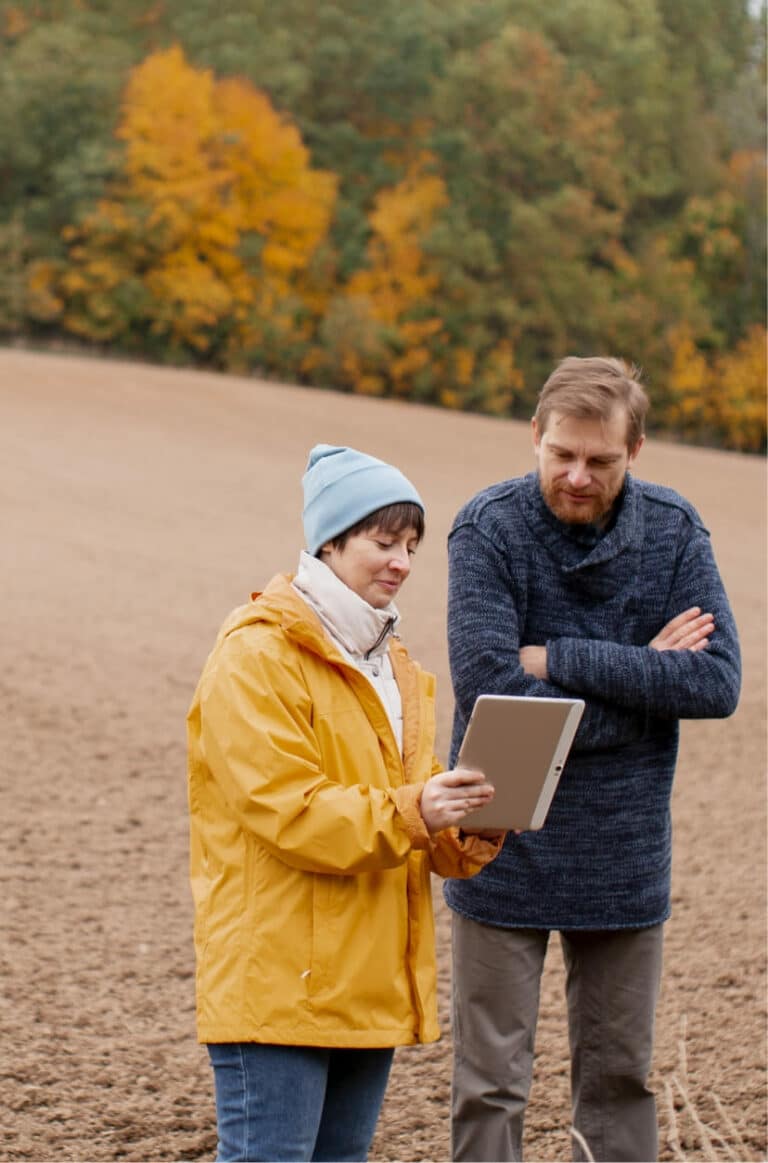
[187,573,501,1048]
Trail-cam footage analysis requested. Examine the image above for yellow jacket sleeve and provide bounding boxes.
[198,628,424,875]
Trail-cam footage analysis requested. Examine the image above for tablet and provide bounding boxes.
[456,694,585,831]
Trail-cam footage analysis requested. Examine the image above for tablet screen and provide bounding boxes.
[456,694,584,830]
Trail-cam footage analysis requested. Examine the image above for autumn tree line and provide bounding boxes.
[1,0,765,450]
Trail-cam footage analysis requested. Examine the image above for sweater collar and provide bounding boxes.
[523,471,640,572]
[292,551,400,659]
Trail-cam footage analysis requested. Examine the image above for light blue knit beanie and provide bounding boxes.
[302,444,424,555]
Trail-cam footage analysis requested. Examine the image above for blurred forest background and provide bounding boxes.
[1,0,765,450]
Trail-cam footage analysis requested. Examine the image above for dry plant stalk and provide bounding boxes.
[663,1013,757,1162]
[570,1125,596,1162]
[711,1094,751,1161]
[664,1077,686,1161]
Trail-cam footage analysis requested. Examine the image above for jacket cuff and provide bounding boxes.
[428,827,506,878]
[456,830,505,861]
[391,783,431,850]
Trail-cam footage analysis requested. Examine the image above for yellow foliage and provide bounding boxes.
[356,373,387,397]
[453,347,476,389]
[332,157,523,409]
[482,340,523,415]
[214,77,337,275]
[439,388,463,410]
[316,154,521,409]
[665,323,767,451]
[26,261,63,321]
[31,44,336,357]
[118,46,220,201]
[349,165,447,326]
[712,326,767,452]
[325,160,448,397]
[146,251,241,350]
[667,324,711,424]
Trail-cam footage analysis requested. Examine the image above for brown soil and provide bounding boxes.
[1,348,765,1163]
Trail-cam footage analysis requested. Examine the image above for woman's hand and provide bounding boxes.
[649,606,714,652]
[420,768,495,835]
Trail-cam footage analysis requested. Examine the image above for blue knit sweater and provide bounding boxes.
[444,471,741,930]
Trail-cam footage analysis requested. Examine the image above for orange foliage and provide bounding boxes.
[2,6,28,39]
[726,149,766,195]
[28,45,336,359]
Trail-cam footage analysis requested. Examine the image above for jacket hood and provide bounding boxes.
[215,572,332,658]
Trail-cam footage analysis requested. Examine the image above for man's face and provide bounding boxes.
[532,408,643,526]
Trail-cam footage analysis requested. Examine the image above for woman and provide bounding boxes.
[187,444,502,1162]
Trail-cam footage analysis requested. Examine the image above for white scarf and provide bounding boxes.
[292,551,404,750]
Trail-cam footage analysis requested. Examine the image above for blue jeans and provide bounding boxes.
[207,1043,395,1162]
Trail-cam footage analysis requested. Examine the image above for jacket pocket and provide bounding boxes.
[309,871,356,995]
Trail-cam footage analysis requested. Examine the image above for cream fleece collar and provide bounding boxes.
[292,551,400,660]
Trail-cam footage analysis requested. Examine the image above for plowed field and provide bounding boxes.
[1,348,764,1162]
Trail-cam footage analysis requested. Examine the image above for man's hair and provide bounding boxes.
[323,502,425,552]
[534,356,649,450]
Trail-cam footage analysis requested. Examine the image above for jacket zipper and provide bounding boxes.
[364,617,396,660]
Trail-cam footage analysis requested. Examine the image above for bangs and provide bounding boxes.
[366,502,425,541]
[327,501,425,551]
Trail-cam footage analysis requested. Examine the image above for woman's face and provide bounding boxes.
[321,525,420,609]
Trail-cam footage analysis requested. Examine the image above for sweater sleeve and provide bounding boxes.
[448,521,648,750]
[546,522,741,718]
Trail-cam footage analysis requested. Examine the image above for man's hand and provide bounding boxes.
[650,606,714,652]
[519,644,548,679]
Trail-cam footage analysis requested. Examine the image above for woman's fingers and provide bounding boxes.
[440,767,489,787]
[419,770,495,834]
[446,770,495,806]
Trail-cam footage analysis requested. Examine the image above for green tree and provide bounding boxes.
[0,20,133,241]
[425,23,632,407]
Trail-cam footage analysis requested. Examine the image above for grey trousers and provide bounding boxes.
[450,915,664,1163]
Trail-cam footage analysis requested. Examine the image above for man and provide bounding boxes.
[445,356,741,1162]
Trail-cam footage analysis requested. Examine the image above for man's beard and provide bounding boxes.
[540,479,623,526]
